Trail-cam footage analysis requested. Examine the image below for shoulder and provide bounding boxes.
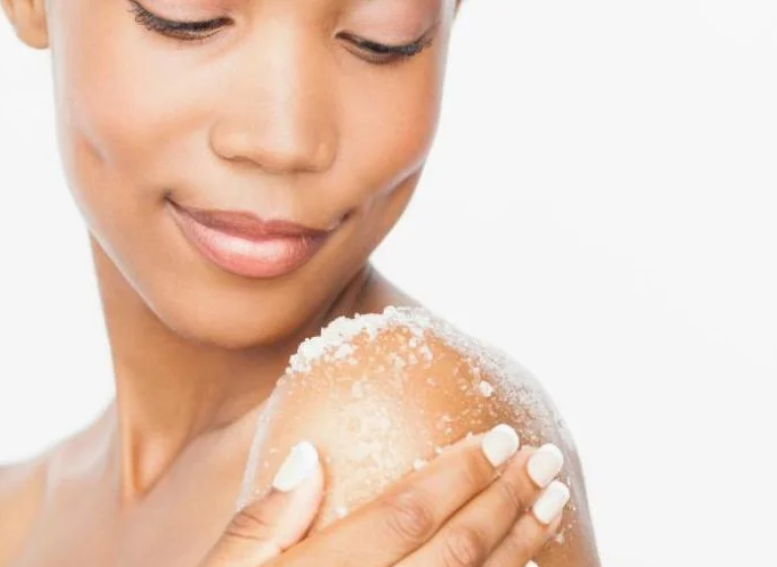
[284,305,577,456]
[0,408,118,566]
[251,306,600,564]
[0,454,49,566]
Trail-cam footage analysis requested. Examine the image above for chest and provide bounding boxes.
[10,485,234,567]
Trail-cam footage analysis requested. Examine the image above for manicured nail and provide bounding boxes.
[532,480,570,525]
[481,424,521,467]
[527,443,564,488]
[272,441,319,492]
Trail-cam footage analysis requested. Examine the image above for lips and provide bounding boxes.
[167,199,334,279]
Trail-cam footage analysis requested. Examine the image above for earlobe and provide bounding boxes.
[2,0,49,50]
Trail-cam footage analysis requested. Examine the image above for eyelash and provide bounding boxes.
[126,0,434,65]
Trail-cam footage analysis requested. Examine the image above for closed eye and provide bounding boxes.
[338,31,435,65]
[127,0,231,42]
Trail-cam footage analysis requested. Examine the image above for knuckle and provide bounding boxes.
[496,475,525,512]
[442,526,489,567]
[462,450,493,490]
[499,528,532,561]
[224,506,274,542]
[501,512,556,562]
[382,489,436,544]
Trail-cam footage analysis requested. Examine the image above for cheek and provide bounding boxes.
[338,52,448,206]
[329,44,449,251]
[50,2,215,286]
[53,3,198,182]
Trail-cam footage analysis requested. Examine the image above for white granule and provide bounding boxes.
[333,343,355,360]
[478,380,495,397]
[335,506,349,518]
[285,306,434,375]
[436,414,453,431]
[413,458,428,470]
[391,353,406,370]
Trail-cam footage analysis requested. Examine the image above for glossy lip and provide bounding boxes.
[167,198,335,279]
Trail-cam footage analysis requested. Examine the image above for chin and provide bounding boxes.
[140,280,323,351]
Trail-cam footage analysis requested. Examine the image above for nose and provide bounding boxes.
[208,19,338,175]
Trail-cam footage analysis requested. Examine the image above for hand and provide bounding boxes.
[200,424,568,567]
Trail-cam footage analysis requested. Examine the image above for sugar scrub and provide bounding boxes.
[237,305,578,539]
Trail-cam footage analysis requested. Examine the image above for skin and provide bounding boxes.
[240,309,600,566]
[0,0,600,565]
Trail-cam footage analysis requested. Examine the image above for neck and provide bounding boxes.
[89,234,376,501]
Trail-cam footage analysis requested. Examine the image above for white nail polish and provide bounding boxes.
[527,443,564,488]
[532,480,570,525]
[272,441,319,492]
[481,424,520,467]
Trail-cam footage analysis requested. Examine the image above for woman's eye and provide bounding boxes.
[343,33,435,66]
[127,0,231,42]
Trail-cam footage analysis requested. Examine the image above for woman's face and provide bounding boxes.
[25,0,457,348]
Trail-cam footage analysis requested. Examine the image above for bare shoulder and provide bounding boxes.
[0,407,115,567]
[243,306,600,566]
[0,454,49,566]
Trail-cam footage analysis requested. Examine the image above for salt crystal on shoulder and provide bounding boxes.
[478,380,494,397]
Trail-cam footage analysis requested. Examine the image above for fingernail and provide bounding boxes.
[527,443,564,488]
[481,424,520,467]
[526,561,539,567]
[532,480,570,525]
[272,440,319,492]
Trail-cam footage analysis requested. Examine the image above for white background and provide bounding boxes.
[1,1,776,565]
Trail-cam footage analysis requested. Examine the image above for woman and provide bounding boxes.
[0,0,600,566]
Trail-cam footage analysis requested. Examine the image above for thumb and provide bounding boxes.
[201,441,325,567]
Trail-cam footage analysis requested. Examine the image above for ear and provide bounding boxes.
[2,0,49,50]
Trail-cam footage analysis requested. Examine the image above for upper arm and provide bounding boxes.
[243,307,600,566]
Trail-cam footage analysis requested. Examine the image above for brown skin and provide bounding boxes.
[0,0,600,565]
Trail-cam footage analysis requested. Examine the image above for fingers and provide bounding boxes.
[484,446,570,567]
[200,441,325,567]
[483,492,565,567]
[396,444,566,567]
[275,424,521,567]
